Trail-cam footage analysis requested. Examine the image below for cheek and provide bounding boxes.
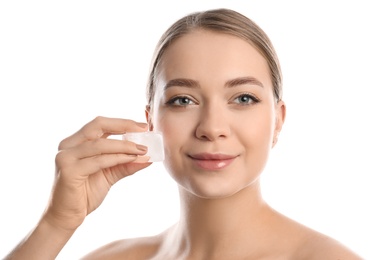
[154,110,195,156]
[237,107,275,156]
[154,110,196,182]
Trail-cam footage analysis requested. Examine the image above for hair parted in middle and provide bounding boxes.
[146,8,283,109]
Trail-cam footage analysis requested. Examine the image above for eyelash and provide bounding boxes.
[232,93,261,105]
[165,93,261,107]
[166,95,196,107]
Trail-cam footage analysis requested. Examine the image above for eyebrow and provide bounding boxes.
[225,76,264,88]
[164,78,200,90]
[164,76,264,90]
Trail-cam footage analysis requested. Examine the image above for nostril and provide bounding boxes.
[195,108,231,141]
[195,126,230,141]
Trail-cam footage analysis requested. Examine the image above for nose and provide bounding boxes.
[195,103,231,141]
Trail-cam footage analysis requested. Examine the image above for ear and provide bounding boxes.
[272,100,286,147]
[145,105,154,131]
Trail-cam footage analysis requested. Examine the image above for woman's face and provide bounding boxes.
[149,30,285,199]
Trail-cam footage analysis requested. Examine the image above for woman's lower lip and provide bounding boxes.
[191,158,235,171]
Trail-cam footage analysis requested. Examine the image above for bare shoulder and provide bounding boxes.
[269,209,363,259]
[80,234,163,260]
[296,228,363,260]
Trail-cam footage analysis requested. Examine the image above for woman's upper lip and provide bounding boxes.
[189,153,237,160]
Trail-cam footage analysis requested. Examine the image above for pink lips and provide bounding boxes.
[189,153,237,171]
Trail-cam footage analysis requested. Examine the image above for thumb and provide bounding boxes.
[109,159,152,185]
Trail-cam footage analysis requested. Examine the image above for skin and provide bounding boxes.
[5,118,152,259]
[83,30,362,259]
[5,30,363,260]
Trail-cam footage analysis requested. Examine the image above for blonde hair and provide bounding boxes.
[147,8,282,106]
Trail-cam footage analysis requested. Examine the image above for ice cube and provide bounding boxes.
[123,132,165,162]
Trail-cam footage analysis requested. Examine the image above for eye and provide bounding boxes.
[232,93,260,105]
[166,96,196,107]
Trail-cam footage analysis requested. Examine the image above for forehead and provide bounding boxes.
[157,30,272,88]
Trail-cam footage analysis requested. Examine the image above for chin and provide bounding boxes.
[165,156,264,200]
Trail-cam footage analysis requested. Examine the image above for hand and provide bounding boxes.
[43,116,151,231]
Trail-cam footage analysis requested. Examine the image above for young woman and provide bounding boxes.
[6,8,362,260]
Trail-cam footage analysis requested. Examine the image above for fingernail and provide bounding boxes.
[134,155,151,163]
[136,144,148,151]
[136,122,148,128]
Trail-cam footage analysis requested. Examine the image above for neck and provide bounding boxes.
[169,180,275,258]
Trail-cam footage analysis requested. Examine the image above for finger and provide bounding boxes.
[105,160,152,185]
[75,154,143,177]
[133,155,151,163]
[66,138,148,159]
[59,116,148,150]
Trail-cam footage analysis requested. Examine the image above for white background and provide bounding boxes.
[1,1,389,259]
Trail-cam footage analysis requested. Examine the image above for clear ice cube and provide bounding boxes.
[123,132,165,162]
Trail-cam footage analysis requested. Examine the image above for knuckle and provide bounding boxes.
[55,150,71,167]
[85,116,106,139]
[55,150,65,164]
[55,151,78,178]
[93,116,106,125]
[57,138,68,151]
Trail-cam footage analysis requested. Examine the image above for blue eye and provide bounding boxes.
[233,94,260,105]
[166,96,195,106]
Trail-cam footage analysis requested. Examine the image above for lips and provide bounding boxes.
[188,153,237,171]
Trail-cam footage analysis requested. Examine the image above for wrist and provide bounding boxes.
[41,207,85,232]
[4,216,77,260]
